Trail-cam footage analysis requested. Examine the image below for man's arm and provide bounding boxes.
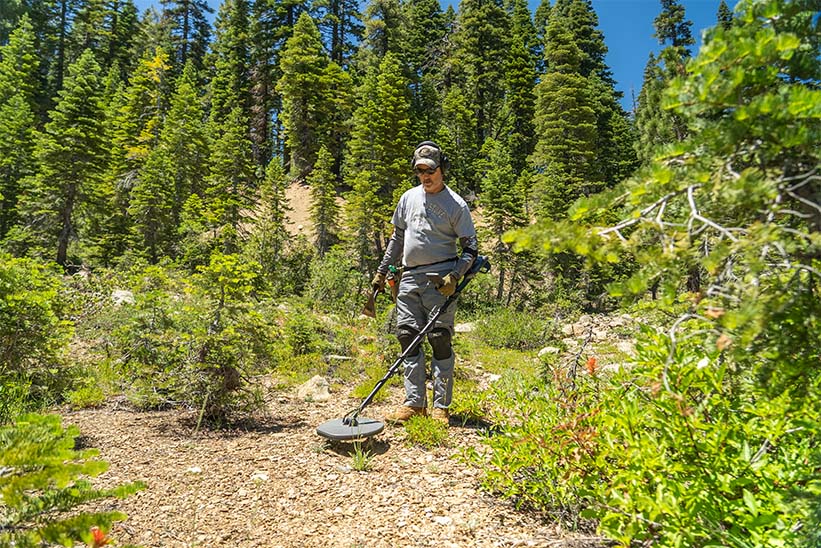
[377,227,405,274]
[451,233,478,280]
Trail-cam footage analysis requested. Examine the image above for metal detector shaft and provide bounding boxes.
[346,256,490,423]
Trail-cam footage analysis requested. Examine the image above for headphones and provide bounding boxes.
[412,141,450,173]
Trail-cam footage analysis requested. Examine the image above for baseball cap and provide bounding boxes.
[412,143,441,170]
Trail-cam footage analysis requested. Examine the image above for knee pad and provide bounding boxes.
[397,326,420,353]
[427,328,453,360]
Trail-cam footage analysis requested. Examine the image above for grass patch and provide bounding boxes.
[404,415,448,449]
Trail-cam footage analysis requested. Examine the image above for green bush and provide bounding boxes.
[475,307,551,350]
[108,257,279,423]
[0,254,73,421]
[305,246,363,315]
[0,413,143,547]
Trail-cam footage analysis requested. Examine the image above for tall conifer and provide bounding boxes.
[308,146,339,255]
[0,16,39,238]
[160,0,212,75]
[277,12,329,177]
[12,50,106,265]
[530,15,597,220]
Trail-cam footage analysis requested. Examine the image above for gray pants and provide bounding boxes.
[395,264,457,409]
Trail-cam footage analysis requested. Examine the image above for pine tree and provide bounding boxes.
[345,52,410,254]
[101,0,139,79]
[160,0,213,75]
[245,158,291,279]
[0,15,39,239]
[11,50,106,265]
[530,15,597,220]
[209,0,252,130]
[533,0,551,72]
[503,39,537,176]
[716,0,733,30]
[358,0,404,68]
[435,86,478,197]
[634,52,674,164]
[277,12,329,177]
[452,0,510,145]
[129,61,207,263]
[68,0,108,65]
[308,145,339,255]
[553,0,611,81]
[314,0,363,68]
[401,0,447,142]
[478,138,527,300]
[129,142,175,262]
[206,105,256,253]
[343,169,380,270]
[635,0,695,158]
[507,0,540,70]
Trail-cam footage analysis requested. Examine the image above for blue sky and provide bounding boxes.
[133,0,726,110]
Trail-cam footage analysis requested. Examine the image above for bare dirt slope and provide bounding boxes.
[64,389,603,548]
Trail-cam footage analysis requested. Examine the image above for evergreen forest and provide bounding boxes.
[0,0,819,545]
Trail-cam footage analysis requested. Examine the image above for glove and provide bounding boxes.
[371,272,387,292]
[436,273,458,297]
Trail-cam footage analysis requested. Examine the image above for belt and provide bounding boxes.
[404,257,458,271]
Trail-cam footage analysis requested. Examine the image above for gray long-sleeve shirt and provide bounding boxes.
[378,185,478,279]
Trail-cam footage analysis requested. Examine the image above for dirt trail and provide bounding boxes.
[65,390,602,548]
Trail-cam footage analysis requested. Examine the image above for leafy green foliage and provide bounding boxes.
[475,307,550,350]
[0,254,71,422]
[0,413,143,547]
[107,259,278,423]
[404,415,448,449]
[496,0,821,544]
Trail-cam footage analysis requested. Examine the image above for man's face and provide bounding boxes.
[415,166,444,194]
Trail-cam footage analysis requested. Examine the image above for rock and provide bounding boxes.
[562,337,579,347]
[296,375,331,402]
[111,289,134,305]
[561,324,574,336]
[572,323,588,337]
[593,328,608,341]
[537,347,561,358]
[454,322,475,333]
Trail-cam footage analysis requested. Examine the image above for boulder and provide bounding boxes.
[296,375,331,402]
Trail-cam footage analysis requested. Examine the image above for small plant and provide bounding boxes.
[350,442,373,471]
[450,380,488,426]
[475,307,551,350]
[404,415,448,449]
[0,414,144,547]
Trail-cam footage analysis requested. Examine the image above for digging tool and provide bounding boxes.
[361,288,380,318]
[361,266,399,317]
[317,256,491,441]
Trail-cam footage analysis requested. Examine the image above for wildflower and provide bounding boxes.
[586,356,598,375]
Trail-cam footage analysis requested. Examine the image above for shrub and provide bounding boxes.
[0,254,72,420]
[109,258,279,423]
[0,413,143,547]
[305,246,363,315]
[475,307,551,350]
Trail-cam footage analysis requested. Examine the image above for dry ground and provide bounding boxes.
[64,387,605,548]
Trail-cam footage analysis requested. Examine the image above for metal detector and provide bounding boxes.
[316,256,491,441]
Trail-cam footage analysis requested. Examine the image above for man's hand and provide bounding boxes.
[437,273,458,297]
[372,272,387,292]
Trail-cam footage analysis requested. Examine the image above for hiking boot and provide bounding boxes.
[385,405,426,424]
[431,408,449,426]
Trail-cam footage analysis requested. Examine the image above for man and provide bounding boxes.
[372,141,478,426]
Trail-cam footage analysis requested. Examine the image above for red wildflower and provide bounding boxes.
[586,356,598,375]
[90,526,110,547]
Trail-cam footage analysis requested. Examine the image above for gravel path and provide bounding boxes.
[64,391,604,548]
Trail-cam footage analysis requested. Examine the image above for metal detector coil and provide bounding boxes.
[316,256,491,441]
